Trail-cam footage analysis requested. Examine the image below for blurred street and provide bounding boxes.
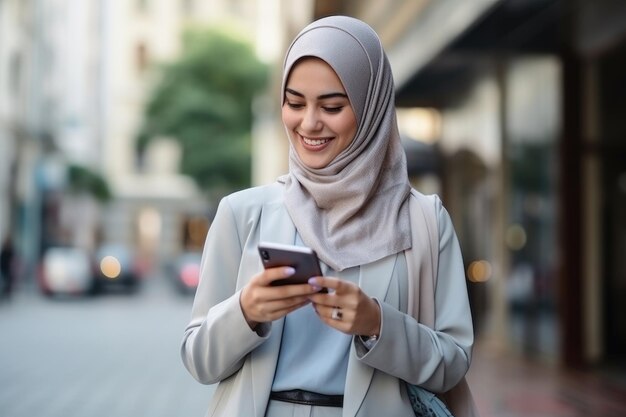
[1,272,626,417]
[1,1,626,416]
[0,274,215,417]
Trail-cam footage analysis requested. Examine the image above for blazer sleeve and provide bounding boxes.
[355,203,474,393]
[180,197,270,385]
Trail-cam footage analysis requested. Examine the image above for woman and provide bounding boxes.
[181,16,477,417]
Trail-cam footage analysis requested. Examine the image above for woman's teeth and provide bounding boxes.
[302,136,331,146]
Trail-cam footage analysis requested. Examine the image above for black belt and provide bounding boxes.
[270,389,344,407]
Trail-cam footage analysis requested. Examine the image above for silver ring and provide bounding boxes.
[331,307,343,320]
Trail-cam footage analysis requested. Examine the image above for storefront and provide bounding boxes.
[313,0,626,374]
[393,0,626,372]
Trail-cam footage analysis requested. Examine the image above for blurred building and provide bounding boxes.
[0,0,314,279]
[0,0,47,275]
[0,1,23,243]
[102,0,314,267]
[281,0,626,381]
[251,0,316,185]
[99,0,214,267]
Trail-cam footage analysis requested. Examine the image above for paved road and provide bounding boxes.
[4,274,626,417]
[0,276,214,417]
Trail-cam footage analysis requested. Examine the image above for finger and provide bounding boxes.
[259,296,311,321]
[259,266,296,286]
[265,266,295,280]
[308,276,344,292]
[308,289,340,307]
[263,281,322,301]
[308,278,359,307]
[261,268,327,296]
[277,298,311,317]
[313,304,353,333]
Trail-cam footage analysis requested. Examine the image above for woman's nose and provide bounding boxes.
[300,109,321,131]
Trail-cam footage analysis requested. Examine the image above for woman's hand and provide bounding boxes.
[307,277,381,337]
[240,267,321,330]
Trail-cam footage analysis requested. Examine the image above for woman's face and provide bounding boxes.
[282,58,357,169]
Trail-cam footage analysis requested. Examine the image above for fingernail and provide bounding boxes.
[308,278,322,292]
[285,267,295,276]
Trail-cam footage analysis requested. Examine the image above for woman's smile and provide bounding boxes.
[300,134,333,148]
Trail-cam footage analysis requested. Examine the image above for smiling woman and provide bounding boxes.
[181,16,477,417]
[281,58,357,169]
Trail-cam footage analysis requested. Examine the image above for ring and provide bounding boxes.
[331,307,343,320]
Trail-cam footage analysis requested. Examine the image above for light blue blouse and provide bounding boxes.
[271,238,408,395]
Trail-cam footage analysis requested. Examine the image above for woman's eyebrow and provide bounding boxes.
[285,88,348,100]
[318,92,348,100]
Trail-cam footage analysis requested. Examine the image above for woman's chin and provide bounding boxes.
[301,158,331,170]
[294,146,334,169]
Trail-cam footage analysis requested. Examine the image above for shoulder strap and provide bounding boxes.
[413,190,440,285]
[407,189,480,417]
[406,189,439,326]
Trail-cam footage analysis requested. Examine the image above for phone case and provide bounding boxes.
[258,242,323,286]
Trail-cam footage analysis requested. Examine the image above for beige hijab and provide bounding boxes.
[279,16,411,271]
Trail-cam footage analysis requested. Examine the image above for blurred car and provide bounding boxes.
[39,246,94,296]
[169,251,201,295]
[93,243,143,293]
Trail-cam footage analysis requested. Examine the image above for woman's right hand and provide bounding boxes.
[240,267,319,330]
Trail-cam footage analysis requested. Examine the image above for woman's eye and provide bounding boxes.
[286,102,304,109]
[323,106,343,113]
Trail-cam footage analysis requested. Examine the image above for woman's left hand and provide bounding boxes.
[307,277,381,337]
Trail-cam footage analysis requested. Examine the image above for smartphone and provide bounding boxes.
[258,242,325,290]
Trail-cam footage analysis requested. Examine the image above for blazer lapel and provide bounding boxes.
[259,200,296,246]
[343,254,398,417]
[251,200,295,416]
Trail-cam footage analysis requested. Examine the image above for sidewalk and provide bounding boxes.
[467,342,626,417]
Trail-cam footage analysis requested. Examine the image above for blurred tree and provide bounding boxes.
[67,164,112,202]
[137,27,268,197]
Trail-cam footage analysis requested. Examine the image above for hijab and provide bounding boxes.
[279,16,411,271]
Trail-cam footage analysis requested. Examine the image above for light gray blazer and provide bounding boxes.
[181,183,474,417]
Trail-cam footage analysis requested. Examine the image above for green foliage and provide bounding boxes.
[67,164,112,202]
[137,27,268,194]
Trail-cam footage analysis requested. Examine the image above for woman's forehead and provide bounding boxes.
[285,58,345,90]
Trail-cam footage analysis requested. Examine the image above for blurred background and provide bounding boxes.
[1,0,626,416]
